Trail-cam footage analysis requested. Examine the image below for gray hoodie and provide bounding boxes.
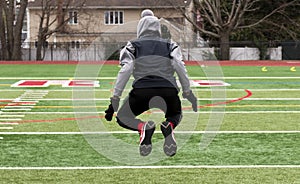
[113,16,191,97]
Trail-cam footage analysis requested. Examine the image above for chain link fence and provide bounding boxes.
[13,41,300,61]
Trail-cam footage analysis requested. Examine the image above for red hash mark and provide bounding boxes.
[18,80,48,86]
[68,81,95,87]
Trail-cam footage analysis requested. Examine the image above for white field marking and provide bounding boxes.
[3,98,46,101]
[7,103,36,106]
[22,92,48,94]
[1,88,300,93]
[1,76,300,80]
[1,109,32,111]
[25,95,47,98]
[23,92,48,94]
[0,118,22,121]
[0,111,300,115]
[196,88,300,91]
[0,131,299,135]
[24,90,49,92]
[21,97,46,100]
[0,115,25,117]
[0,127,13,130]
[12,99,39,103]
[19,97,44,99]
[0,165,299,170]
[189,77,300,80]
[0,122,19,125]
[0,137,3,140]
[192,98,300,101]
[20,100,39,103]
[22,93,48,95]
[138,109,292,113]
[3,97,300,101]
[4,106,35,108]
[0,77,74,80]
[20,95,47,98]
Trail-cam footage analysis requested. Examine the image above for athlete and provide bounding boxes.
[105,9,197,157]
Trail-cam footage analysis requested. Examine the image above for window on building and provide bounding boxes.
[35,41,48,48]
[69,11,78,24]
[71,41,80,49]
[104,11,124,25]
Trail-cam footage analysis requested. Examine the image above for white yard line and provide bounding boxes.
[7,105,35,107]
[0,131,299,135]
[204,98,300,100]
[0,111,299,115]
[0,115,25,117]
[0,118,22,121]
[2,98,300,101]
[1,89,300,92]
[3,106,35,108]
[0,127,13,130]
[1,76,300,80]
[0,77,74,80]
[1,109,32,111]
[0,165,299,170]
[20,96,47,98]
[190,77,300,80]
[13,100,39,103]
[0,122,19,125]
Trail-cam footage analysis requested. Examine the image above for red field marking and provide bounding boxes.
[1,60,300,66]
[11,80,99,88]
[0,100,14,107]
[181,89,252,110]
[0,100,11,102]
[18,80,48,86]
[192,80,231,87]
[65,80,99,87]
[0,102,36,107]
[1,101,36,108]
[7,102,36,106]
[11,80,50,87]
[0,61,117,65]
[200,89,252,108]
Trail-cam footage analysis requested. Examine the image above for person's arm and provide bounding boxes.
[105,42,135,121]
[170,41,198,112]
[113,41,135,98]
[169,41,191,94]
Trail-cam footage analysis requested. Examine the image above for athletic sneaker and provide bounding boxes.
[139,121,156,156]
[161,121,177,156]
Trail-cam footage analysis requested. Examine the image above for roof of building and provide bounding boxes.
[28,0,191,9]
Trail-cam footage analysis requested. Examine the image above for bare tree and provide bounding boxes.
[176,0,300,60]
[0,0,28,60]
[33,0,86,60]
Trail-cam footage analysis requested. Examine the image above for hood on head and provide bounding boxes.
[137,16,161,38]
[141,9,154,18]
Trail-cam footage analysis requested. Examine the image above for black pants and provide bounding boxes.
[116,88,182,131]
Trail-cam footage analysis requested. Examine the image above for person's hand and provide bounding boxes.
[183,91,198,112]
[104,97,120,121]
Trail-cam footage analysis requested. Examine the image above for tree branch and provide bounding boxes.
[239,0,298,29]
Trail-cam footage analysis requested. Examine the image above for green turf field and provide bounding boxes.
[0,63,299,183]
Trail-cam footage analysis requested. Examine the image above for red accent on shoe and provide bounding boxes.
[168,121,176,143]
[138,122,145,143]
[138,122,144,133]
[169,122,175,129]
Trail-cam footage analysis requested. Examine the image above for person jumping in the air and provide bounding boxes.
[105,9,197,157]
